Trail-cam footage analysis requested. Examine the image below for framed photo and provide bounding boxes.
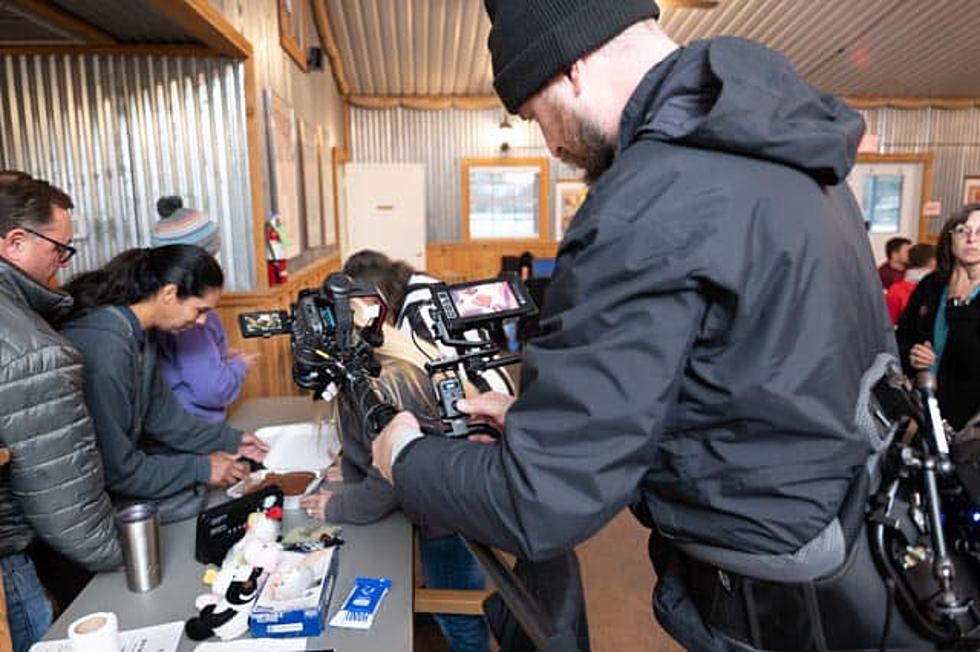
[554,179,588,240]
[964,175,980,205]
[278,0,308,72]
[263,90,302,259]
[317,125,338,251]
[846,152,934,256]
[298,120,322,248]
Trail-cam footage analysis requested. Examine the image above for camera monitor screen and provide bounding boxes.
[238,310,291,338]
[449,280,521,318]
[432,275,536,333]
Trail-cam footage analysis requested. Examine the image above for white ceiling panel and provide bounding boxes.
[326,0,980,100]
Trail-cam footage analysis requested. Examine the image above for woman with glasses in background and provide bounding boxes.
[897,202,980,431]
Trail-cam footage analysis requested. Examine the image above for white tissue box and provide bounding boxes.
[250,549,339,638]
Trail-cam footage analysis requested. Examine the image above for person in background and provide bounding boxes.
[60,245,267,523]
[152,196,257,422]
[342,250,515,395]
[886,243,935,325]
[878,236,912,290]
[0,172,122,652]
[897,203,980,431]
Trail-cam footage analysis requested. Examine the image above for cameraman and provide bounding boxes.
[372,1,931,650]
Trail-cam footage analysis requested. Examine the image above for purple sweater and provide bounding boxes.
[157,311,248,422]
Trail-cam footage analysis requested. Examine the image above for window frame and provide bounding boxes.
[461,157,550,242]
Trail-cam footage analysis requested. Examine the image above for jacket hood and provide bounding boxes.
[619,37,864,185]
[0,258,73,322]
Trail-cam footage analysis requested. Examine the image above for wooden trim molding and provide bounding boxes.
[310,0,349,96]
[0,44,214,57]
[146,0,251,58]
[278,0,308,72]
[856,152,936,242]
[846,96,980,110]
[461,157,550,242]
[349,95,501,111]
[5,0,115,44]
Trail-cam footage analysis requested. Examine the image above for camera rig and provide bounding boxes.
[240,272,566,650]
[870,369,980,648]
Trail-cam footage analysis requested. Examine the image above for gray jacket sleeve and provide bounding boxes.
[392,212,706,561]
[78,336,212,497]
[0,344,123,570]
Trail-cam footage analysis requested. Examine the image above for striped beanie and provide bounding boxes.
[151,195,220,255]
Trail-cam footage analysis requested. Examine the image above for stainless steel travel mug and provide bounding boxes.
[115,503,161,592]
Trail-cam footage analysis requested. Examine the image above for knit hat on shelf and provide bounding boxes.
[483,0,660,113]
[151,195,220,255]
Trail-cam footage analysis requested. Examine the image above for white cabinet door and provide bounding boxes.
[343,163,426,270]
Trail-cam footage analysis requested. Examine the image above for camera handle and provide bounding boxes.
[347,374,563,651]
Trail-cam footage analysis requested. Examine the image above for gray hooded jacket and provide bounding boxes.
[392,37,896,564]
[0,260,122,569]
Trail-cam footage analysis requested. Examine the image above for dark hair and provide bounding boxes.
[157,195,183,217]
[884,237,912,259]
[0,175,74,237]
[64,244,223,316]
[518,250,534,275]
[935,203,980,282]
[342,249,416,323]
[906,243,935,270]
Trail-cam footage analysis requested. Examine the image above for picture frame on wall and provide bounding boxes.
[263,89,302,259]
[278,0,308,72]
[554,179,588,240]
[964,175,980,205]
[298,120,322,248]
[317,125,338,251]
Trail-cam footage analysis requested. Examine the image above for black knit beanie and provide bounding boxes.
[484,0,661,113]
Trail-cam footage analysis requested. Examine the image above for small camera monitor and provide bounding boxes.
[238,310,291,338]
[431,275,536,333]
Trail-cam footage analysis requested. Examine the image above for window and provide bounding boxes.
[862,173,904,233]
[462,158,548,240]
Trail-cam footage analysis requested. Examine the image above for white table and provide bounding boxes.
[42,397,414,651]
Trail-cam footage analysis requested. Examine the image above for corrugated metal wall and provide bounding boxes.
[860,107,980,235]
[352,105,980,242]
[350,106,578,242]
[0,54,255,290]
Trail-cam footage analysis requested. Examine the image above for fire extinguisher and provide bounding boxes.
[266,217,288,286]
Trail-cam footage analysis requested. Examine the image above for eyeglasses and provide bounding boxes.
[952,224,980,240]
[22,226,77,263]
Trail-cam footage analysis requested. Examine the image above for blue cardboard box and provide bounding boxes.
[250,548,339,638]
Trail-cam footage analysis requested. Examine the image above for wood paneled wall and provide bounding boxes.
[215,255,341,409]
[426,240,559,282]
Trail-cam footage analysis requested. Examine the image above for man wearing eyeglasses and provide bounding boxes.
[0,172,121,652]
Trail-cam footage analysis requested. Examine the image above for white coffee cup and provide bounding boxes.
[67,611,121,652]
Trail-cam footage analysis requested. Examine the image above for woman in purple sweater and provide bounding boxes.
[152,196,257,421]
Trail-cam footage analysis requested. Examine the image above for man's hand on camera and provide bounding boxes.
[237,432,269,462]
[209,451,250,486]
[372,411,422,483]
[457,391,515,433]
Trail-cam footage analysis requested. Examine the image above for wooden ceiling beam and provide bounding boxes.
[144,0,251,58]
[6,0,115,44]
[349,94,501,110]
[310,0,350,96]
[0,44,214,56]
[845,96,980,110]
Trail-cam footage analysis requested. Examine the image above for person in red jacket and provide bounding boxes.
[878,237,911,290]
[886,243,936,325]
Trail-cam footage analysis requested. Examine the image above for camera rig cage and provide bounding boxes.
[238,272,566,649]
